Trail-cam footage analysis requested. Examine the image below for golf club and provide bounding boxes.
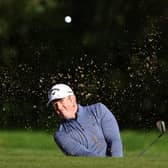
[138,120,166,157]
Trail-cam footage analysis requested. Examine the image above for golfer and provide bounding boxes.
[47,83,123,157]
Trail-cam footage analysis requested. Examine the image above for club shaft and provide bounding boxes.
[138,134,162,157]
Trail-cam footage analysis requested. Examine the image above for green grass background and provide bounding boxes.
[0,130,168,168]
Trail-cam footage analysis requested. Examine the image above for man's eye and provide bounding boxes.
[60,99,65,103]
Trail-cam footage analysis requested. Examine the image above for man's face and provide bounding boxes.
[52,95,77,119]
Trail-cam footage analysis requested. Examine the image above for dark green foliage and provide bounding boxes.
[0,0,167,130]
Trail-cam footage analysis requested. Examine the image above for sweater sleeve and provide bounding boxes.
[54,131,97,156]
[98,103,123,157]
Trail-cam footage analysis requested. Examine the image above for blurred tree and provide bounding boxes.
[0,0,167,130]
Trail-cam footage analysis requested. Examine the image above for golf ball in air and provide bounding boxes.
[64,16,72,23]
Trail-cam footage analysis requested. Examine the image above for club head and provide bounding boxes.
[156,120,166,135]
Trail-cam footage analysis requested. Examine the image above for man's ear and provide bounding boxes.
[70,95,76,102]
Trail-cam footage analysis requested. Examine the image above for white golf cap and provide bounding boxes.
[47,83,74,106]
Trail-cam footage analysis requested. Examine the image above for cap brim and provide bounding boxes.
[47,99,54,107]
[47,97,64,107]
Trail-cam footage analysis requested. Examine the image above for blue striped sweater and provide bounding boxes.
[54,102,123,157]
